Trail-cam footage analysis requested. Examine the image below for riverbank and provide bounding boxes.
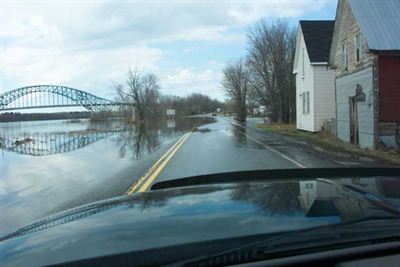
[257,123,400,165]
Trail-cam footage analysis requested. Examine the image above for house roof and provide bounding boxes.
[300,20,335,63]
[348,0,400,51]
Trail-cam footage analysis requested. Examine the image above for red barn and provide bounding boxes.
[379,56,400,123]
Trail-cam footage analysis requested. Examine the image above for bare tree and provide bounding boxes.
[116,68,160,122]
[247,20,296,123]
[221,58,250,121]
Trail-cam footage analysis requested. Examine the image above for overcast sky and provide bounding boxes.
[1,0,336,101]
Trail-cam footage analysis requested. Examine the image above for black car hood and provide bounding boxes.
[1,176,400,266]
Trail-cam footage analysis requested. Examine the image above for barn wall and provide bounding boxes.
[379,56,400,123]
[334,0,375,76]
[336,67,375,149]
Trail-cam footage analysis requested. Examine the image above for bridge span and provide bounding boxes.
[0,85,130,112]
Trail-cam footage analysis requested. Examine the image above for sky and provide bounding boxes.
[0,0,337,103]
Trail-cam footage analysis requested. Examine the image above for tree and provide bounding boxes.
[246,20,296,123]
[116,68,160,122]
[158,93,222,116]
[221,58,250,121]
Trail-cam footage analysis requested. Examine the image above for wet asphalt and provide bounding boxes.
[156,118,302,181]
[1,116,389,236]
[152,116,385,187]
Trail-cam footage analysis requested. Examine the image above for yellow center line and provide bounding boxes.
[125,132,191,195]
[138,132,191,192]
[125,133,188,195]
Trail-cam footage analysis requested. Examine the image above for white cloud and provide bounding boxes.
[1,0,332,99]
[162,68,224,100]
[165,69,214,85]
[1,45,163,96]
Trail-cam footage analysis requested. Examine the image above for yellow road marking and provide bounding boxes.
[138,132,191,192]
[125,132,191,195]
[125,133,188,194]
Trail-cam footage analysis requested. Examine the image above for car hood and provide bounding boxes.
[1,177,400,266]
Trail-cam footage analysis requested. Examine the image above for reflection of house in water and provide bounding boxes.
[298,180,339,217]
[298,178,395,222]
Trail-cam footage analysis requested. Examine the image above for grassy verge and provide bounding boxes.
[257,123,400,165]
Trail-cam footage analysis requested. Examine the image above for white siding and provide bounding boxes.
[295,29,315,132]
[336,67,375,149]
[313,66,336,131]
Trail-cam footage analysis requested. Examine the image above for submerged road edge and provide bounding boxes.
[225,117,307,168]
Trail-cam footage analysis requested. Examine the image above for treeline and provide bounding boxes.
[158,93,221,116]
[0,112,91,122]
[222,20,296,123]
[115,69,222,121]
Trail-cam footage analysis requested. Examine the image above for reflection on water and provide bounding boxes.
[1,130,123,156]
[0,117,215,158]
[298,177,400,221]
[230,177,400,222]
[0,116,215,236]
[232,123,247,144]
[230,182,300,215]
[5,177,400,240]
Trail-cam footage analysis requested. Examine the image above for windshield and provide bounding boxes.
[1,0,399,265]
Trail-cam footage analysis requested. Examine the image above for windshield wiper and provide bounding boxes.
[179,216,400,267]
[151,168,400,190]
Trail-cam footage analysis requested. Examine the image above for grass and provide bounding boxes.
[257,123,400,165]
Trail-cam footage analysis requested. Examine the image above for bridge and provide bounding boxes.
[0,129,125,156]
[0,85,130,112]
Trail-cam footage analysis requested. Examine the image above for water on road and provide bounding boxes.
[0,117,214,236]
[0,116,389,237]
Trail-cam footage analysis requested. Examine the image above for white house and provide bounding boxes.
[293,21,336,132]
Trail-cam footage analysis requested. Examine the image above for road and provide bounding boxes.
[1,116,388,236]
[126,116,384,194]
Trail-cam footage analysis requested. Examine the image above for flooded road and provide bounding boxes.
[0,116,391,237]
[0,117,214,236]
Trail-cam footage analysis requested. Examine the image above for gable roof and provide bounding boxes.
[349,0,400,51]
[300,20,335,63]
[330,0,400,65]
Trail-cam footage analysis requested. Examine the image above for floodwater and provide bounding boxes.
[0,116,215,236]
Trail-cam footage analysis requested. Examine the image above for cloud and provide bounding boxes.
[162,68,224,100]
[1,45,163,96]
[1,0,333,99]
[226,0,331,24]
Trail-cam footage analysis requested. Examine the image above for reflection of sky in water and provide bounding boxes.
[0,117,214,236]
[0,137,137,235]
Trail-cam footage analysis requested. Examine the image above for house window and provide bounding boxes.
[302,92,310,114]
[302,47,305,77]
[355,33,362,63]
[341,41,348,70]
